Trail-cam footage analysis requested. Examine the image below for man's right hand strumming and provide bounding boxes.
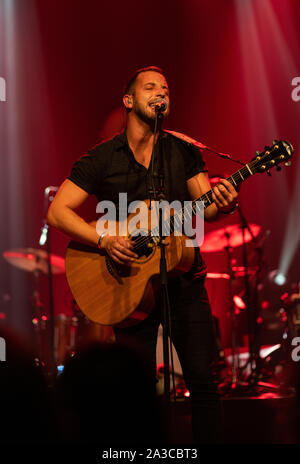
[101,236,138,265]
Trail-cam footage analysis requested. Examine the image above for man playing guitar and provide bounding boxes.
[47,66,239,443]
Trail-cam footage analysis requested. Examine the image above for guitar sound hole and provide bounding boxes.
[131,233,155,258]
[104,234,156,281]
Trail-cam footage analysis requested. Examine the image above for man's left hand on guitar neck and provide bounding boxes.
[212,178,239,215]
[187,173,239,221]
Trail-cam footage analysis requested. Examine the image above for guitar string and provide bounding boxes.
[131,169,254,251]
[132,165,253,250]
[130,164,254,251]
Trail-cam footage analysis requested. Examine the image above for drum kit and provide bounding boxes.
[2,247,114,377]
[1,219,287,393]
[201,212,299,397]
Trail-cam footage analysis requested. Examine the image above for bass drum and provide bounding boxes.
[54,313,115,367]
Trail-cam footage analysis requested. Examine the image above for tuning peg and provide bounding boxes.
[284,161,291,167]
[276,166,282,171]
[267,170,271,176]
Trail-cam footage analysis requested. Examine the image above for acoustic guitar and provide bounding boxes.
[65,140,293,327]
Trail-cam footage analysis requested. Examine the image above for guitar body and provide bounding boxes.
[65,199,195,327]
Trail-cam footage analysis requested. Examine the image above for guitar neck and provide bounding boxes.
[194,162,254,211]
[148,135,294,238]
[149,162,254,239]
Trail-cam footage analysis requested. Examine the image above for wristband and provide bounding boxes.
[97,232,107,249]
[220,203,239,215]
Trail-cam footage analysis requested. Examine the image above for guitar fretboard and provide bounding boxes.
[129,139,292,251]
[149,162,254,239]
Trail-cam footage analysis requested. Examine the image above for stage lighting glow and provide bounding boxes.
[253,1,300,280]
[277,142,300,279]
[274,272,286,286]
[269,269,287,286]
[1,0,57,333]
[234,0,278,138]
[0,76,6,101]
[235,0,300,283]
[57,365,64,374]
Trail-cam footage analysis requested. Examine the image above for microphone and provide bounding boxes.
[154,98,167,113]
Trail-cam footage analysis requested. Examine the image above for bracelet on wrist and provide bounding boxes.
[97,232,107,249]
[220,203,239,215]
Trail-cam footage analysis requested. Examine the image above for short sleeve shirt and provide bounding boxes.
[68,130,207,278]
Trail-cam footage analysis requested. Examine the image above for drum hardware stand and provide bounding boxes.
[2,243,64,381]
[235,207,279,393]
[39,186,58,380]
[31,267,47,368]
[237,206,272,389]
[218,232,248,394]
[218,210,277,395]
[236,205,256,378]
[243,238,266,386]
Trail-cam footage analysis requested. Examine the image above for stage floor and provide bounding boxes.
[164,392,299,444]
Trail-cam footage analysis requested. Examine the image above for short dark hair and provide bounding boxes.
[124,66,164,95]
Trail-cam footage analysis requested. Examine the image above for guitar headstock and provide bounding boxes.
[251,140,294,174]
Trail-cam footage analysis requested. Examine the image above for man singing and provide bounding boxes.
[47,66,238,443]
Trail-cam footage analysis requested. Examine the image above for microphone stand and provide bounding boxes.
[148,109,174,402]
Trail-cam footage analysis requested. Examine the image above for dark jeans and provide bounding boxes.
[114,275,222,444]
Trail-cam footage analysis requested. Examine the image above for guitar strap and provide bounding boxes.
[164,129,208,150]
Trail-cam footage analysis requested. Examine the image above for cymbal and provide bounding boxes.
[3,248,65,274]
[201,223,261,252]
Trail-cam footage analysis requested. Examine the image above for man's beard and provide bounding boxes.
[133,101,165,127]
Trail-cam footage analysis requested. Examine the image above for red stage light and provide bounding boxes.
[261,300,270,310]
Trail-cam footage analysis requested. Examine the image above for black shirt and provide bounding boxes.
[68,130,207,278]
